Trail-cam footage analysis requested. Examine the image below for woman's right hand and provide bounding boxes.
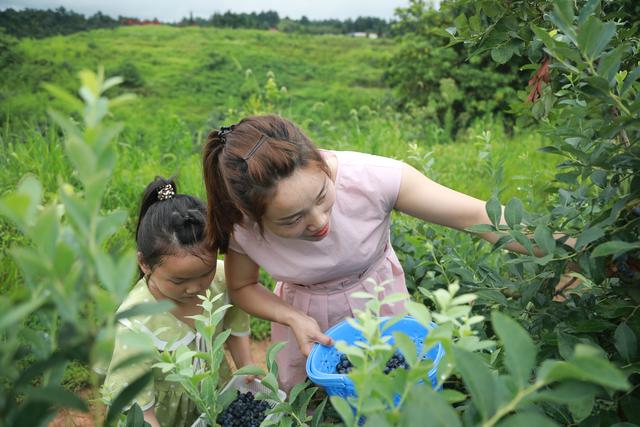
[287,312,333,356]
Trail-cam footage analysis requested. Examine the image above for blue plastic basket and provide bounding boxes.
[306,316,444,402]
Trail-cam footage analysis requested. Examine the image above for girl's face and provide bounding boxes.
[262,164,336,240]
[140,248,217,305]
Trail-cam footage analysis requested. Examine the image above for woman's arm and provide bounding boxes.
[225,250,332,356]
[394,162,548,255]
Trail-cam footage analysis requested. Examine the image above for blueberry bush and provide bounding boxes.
[366,0,639,424]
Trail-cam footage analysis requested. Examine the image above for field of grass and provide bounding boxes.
[1,25,558,314]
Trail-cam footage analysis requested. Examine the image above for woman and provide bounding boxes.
[202,115,527,391]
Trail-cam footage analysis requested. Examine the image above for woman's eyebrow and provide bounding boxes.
[276,179,327,222]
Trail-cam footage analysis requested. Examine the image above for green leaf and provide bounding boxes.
[115,300,174,321]
[115,251,138,299]
[295,387,318,420]
[486,197,502,228]
[266,341,287,376]
[535,381,599,405]
[577,16,616,60]
[42,83,84,111]
[211,328,232,353]
[0,294,47,330]
[400,385,461,427]
[96,210,128,245]
[124,403,149,427]
[405,301,431,327]
[491,312,536,389]
[614,323,638,363]
[287,381,308,405]
[490,45,513,64]
[540,357,630,390]
[621,66,640,95]
[575,227,604,250]
[453,13,469,36]
[577,0,601,24]
[59,191,90,236]
[534,225,555,255]
[105,371,154,425]
[466,224,497,233]
[393,332,418,366]
[592,241,640,258]
[234,364,267,377]
[451,346,496,420]
[504,198,523,229]
[598,45,625,83]
[531,25,557,50]
[103,76,124,92]
[96,250,117,293]
[568,392,595,422]
[66,136,98,181]
[508,230,535,255]
[550,0,577,43]
[330,396,355,426]
[441,389,467,403]
[0,175,43,231]
[311,397,327,427]
[496,412,559,427]
[261,372,279,394]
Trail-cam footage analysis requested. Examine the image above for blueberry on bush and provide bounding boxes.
[215,390,270,427]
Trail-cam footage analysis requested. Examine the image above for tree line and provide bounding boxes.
[0,7,390,39]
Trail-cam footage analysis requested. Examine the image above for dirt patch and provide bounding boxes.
[48,389,103,427]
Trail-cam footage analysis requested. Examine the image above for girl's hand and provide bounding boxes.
[288,312,333,356]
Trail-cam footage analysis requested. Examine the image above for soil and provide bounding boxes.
[48,339,272,427]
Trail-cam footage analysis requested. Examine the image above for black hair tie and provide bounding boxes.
[217,124,236,144]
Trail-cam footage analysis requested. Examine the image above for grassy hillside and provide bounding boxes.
[1,26,393,127]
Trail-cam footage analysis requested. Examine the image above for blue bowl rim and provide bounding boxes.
[306,315,445,382]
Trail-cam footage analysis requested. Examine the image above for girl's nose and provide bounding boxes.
[187,279,209,296]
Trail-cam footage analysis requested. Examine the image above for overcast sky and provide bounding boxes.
[0,0,414,22]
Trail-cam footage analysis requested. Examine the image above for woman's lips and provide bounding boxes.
[312,223,329,237]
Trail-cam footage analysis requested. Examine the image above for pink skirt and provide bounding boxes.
[271,243,409,392]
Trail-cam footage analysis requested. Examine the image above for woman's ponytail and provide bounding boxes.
[203,130,243,253]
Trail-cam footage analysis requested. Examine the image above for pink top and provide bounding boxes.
[229,150,403,286]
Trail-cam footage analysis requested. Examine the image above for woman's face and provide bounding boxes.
[140,248,217,305]
[262,164,336,240]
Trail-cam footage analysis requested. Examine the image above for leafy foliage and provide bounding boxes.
[386,0,527,137]
[0,7,117,38]
[328,284,630,426]
[0,69,162,425]
[383,0,640,424]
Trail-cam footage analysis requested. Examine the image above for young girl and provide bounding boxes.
[103,177,253,427]
[202,115,540,392]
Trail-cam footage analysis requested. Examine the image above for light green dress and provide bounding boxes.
[102,260,250,427]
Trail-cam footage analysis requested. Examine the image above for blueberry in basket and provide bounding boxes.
[335,352,410,375]
[215,390,270,427]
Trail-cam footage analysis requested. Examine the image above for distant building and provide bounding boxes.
[347,32,378,39]
[120,18,161,26]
